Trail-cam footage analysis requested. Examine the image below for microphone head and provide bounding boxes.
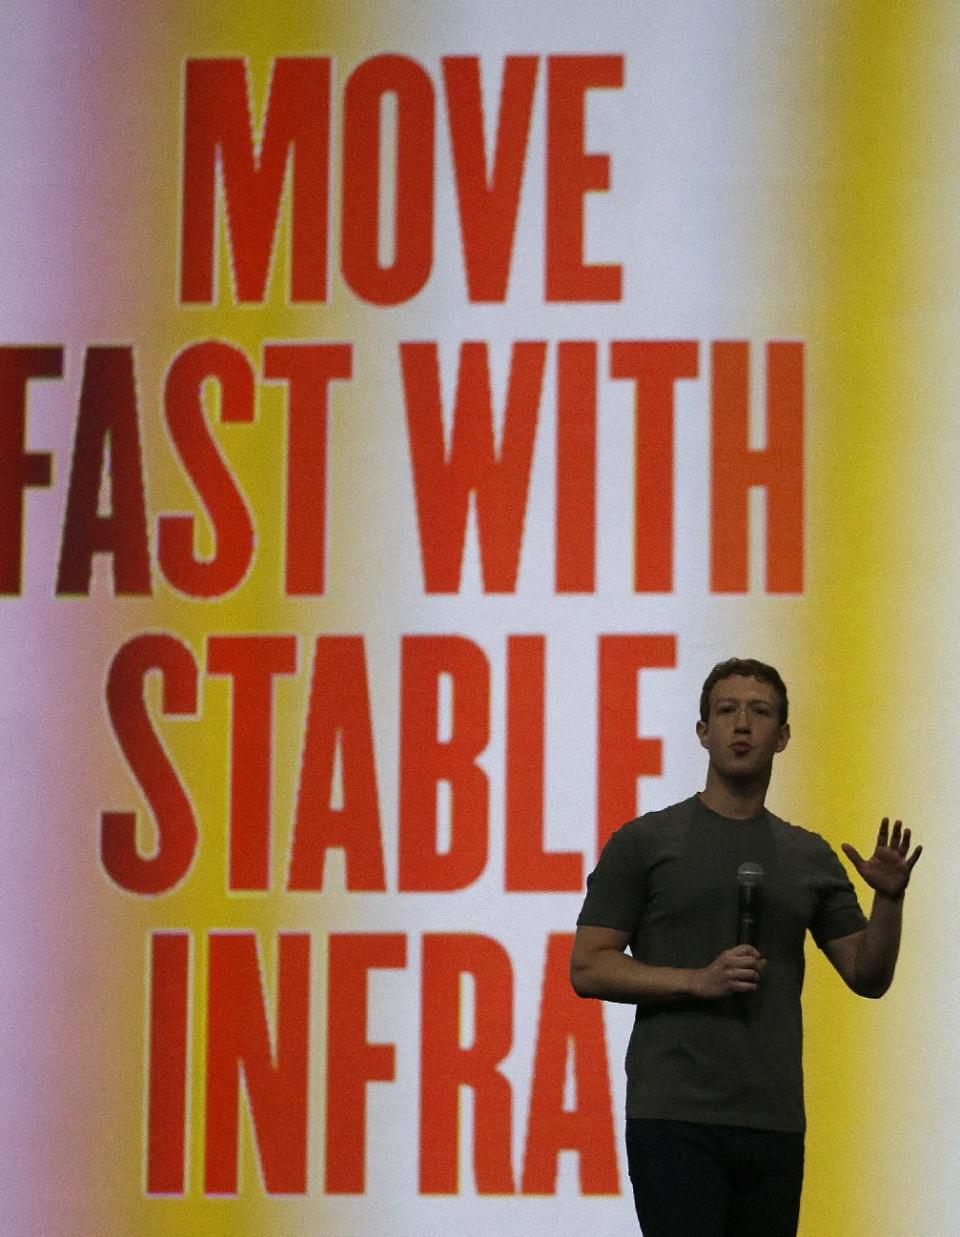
[737,861,764,887]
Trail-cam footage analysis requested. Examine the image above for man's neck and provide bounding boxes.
[699,770,769,819]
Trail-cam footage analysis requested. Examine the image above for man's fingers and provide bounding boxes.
[723,950,764,986]
[841,842,864,868]
[900,826,911,854]
[907,845,923,871]
[890,819,903,849]
[707,946,766,995]
[878,817,890,846]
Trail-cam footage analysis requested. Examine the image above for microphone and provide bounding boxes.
[736,862,764,946]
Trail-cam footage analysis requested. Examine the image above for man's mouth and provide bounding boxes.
[730,743,752,755]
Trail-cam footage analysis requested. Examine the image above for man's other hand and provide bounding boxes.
[841,818,922,900]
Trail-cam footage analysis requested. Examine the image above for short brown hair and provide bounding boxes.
[699,658,788,725]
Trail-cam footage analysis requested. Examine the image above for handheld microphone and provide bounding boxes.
[736,862,764,946]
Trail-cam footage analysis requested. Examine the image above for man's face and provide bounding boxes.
[696,674,789,780]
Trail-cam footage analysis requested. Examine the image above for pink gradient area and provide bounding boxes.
[0,6,168,1231]
[0,5,76,336]
[0,2,176,339]
[0,606,140,1235]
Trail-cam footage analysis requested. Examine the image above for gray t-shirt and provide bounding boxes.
[577,795,868,1132]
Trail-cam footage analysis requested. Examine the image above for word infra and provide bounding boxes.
[146,929,620,1198]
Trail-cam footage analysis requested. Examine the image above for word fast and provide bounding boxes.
[1,338,803,597]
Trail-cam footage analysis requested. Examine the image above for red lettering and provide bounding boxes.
[443,56,538,301]
[101,634,199,895]
[158,342,255,598]
[611,340,700,592]
[205,932,310,1194]
[505,635,582,891]
[342,56,435,305]
[0,345,61,594]
[420,934,514,1193]
[56,346,151,596]
[262,342,352,596]
[711,341,804,592]
[596,634,676,852]
[179,56,629,306]
[325,933,407,1192]
[398,636,490,891]
[555,341,597,592]
[181,58,331,303]
[146,931,191,1195]
[289,637,386,892]
[402,340,546,592]
[522,934,618,1193]
[546,56,624,302]
[207,635,298,891]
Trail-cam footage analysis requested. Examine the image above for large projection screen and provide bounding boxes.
[1,4,955,1235]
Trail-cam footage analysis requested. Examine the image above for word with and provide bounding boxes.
[0,338,802,597]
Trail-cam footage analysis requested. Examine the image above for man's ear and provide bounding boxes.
[696,719,708,749]
[776,723,791,753]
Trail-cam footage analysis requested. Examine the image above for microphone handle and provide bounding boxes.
[737,883,760,946]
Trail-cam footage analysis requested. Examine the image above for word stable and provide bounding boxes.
[102,630,676,896]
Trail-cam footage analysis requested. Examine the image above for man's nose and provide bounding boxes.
[733,708,751,731]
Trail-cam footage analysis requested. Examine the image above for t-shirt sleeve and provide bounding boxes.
[808,837,868,949]
[576,821,646,934]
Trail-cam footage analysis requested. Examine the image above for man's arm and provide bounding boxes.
[823,895,903,998]
[570,924,766,1005]
[825,817,921,999]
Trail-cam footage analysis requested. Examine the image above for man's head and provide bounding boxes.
[698,658,788,727]
[696,659,790,786]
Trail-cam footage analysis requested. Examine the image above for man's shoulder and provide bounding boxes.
[614,796,699,839]
[645,795,701,824]
[765,809,838,856]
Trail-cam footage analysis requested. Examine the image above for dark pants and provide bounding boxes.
[626,1118,804,1237]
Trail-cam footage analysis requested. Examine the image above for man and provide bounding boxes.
[570,658,921,1236]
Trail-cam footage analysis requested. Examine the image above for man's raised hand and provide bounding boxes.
[841,817,922,900]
